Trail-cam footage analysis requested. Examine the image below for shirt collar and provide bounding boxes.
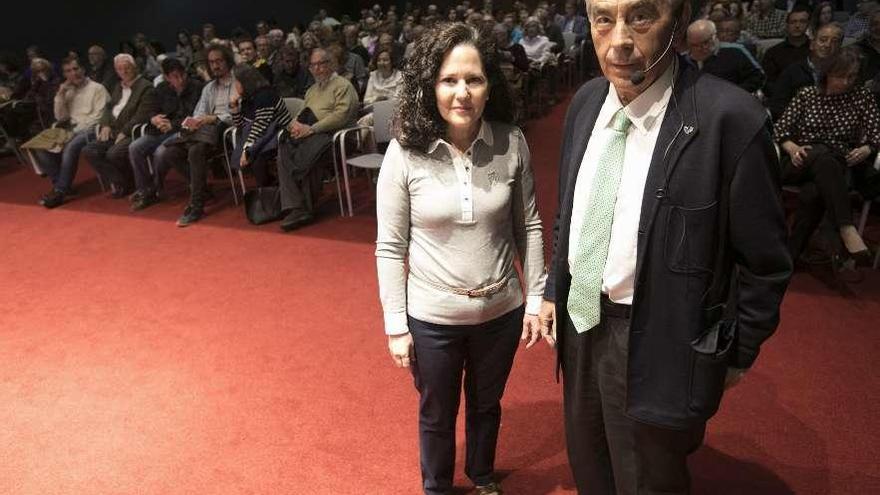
[427,119,493,155]
[600,61,675,135]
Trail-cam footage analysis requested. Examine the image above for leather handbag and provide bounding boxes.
[243,186,283,225]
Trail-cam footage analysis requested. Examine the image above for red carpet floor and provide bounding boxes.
[1,97,879,494]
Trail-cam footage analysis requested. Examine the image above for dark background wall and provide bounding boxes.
[3,0,356,62]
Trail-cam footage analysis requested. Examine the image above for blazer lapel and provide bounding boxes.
[635,61,700,288]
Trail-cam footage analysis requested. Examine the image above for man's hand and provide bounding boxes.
[98,126,112,142]
[846,145,871,166]
[289,121,313,139]
[240,150,249,168]
[114,133,125,144]
[538,299,557,348]
[521,314,541,348]
[388,333,415,368]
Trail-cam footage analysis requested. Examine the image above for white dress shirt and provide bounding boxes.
[568,63,675,305]
[112,82,135,119]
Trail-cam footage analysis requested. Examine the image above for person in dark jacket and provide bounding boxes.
[768,22,842,119]
[87,45,118,92]
[762,5,811,96]
[687,19,766,93]
[229,64,292,187]
[128,57,203,211]
[272,44,313,99]
[538,0,792,493]
[82,53,156,197]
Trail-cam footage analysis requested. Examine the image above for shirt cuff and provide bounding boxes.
[525,295,543,315]
[384,311,409,336]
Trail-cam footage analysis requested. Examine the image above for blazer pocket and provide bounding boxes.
[687,318,735,418]
[664,201,719,275]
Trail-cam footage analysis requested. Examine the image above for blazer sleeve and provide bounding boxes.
[728,125,793,368]
[119,85,157,137]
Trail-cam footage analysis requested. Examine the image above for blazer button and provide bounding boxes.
[655,188,666,199]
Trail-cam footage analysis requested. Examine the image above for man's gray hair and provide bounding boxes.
[113,53,137,68]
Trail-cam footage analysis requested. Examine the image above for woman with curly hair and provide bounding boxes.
[375,22,546,495]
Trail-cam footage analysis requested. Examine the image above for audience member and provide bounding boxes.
[494,23,530,73]
[845,0,878,39]
[762,6,812,95]
[276,47,358,231]
[716,16,759,57]
[156,44,236,227]
[273,44,314,99]
[536,7,565,54]
[519,17,555,66]
[343,24,372,67]
[128,57,203,211]
[377,32,406,67]
[176,31,194,69]
[557,1,588,43]
[363,48,403,105]
[87,45,118,92]
[745,0,788,38]
[857,11,880,81]
[775,47,878,261]
[35,56,110,208]
[687,19,766,94]
[329,42,368,95]
[228,64,292,188]
[82,53,156,197]
[23,58,61,132]
[237,38,274,83]
[809,1,835,38]
[768,22,843,118]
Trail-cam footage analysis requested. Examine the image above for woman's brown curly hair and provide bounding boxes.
[392,22,514,153]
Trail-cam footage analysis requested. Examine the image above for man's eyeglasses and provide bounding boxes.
[309,59,330,68]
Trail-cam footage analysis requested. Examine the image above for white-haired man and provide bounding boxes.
[82,53,156,199]
[539,0,791,492]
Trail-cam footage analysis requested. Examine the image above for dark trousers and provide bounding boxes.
[277,132,331,212]
[562,305,705,495]
[408,306,524,495]
[782,145,860,259]
[82,137,133,190]
[157,141,215,206]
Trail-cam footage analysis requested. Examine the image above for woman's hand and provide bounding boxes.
[239,150,250,168]
[846,145,872,166]
[98,126,112,142]
[784,141,811,168]
[229,92,241,111]
[521,314,541,348]
[388,333,415,368]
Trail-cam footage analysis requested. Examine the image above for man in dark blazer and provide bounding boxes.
[82,53,156,197]
[538,0,792,493]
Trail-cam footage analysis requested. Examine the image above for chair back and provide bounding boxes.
[372,99,395,145]
[284,98,306,119]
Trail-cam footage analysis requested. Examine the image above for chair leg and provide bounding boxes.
[331,139,346,216]
[857,200,871,236]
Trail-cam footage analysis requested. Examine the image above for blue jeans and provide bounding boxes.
[129,132,174,194]
[34,130,95,193]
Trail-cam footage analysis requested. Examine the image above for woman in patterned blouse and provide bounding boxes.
[774,46,878,260]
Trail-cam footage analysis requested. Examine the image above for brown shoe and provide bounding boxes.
[475,482,502,495]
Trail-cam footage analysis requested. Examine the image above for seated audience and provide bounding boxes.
[716,16,759,57]
[769,22,843,119]
[857,11,880,82]
[35,56,110,208]
[154,44,236,227]
[494,23,530,73]
[845,0,878,39]
[229,64,292,187]
[762,5,811,95]
[775,47,879,261]
[687,20,766,94]
[744,0,788,39]
[536,6,565,54]
[404,25,426,60]
[343,24,372,69]
[519,17,555,67]
[329,42,368,95]
[273,44,314,99]
[557,1,588,44]
[237,38,273,83]
[87,45,118,92]
[82,53,156,197]
[128,57,204,211]
[364,48,403,105]
[23,58,61,132]
[377,32,406,68]
[809,1,835,39]
[276,47,358,231]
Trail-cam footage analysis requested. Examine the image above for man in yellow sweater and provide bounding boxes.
[277,46,359,231]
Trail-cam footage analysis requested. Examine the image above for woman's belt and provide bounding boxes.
[411,271,513,298]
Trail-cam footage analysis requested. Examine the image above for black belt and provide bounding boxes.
[601,294,632,319]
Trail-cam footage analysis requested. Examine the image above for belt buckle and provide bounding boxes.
[466,288,482,297]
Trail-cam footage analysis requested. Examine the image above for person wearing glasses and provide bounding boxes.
[275,47,358,231]
[686,19,766,94]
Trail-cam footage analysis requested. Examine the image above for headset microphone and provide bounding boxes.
[629,21,678,86]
